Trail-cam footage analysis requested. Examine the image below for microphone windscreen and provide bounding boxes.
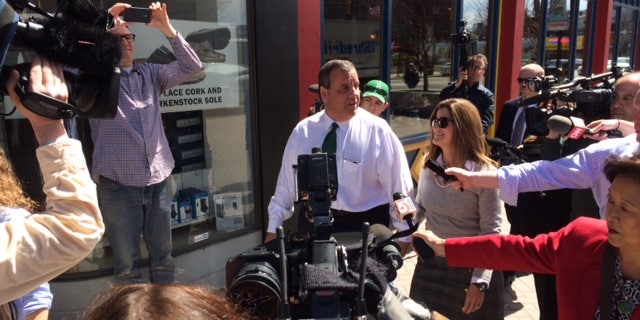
[392,192,404,201]
[547,115,573,135]
[0,0,18,67]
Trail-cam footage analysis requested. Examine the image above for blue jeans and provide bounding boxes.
[98,176,175,283]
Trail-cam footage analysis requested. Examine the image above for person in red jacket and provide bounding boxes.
[413,153,640,320]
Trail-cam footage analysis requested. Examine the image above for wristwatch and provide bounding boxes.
[472,282,488,292]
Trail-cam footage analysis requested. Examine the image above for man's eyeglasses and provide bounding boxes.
[364,85,388,99]
[120,34,136,42]
[431,117,453,129]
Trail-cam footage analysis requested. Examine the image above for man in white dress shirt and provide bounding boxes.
[264,60,415,253]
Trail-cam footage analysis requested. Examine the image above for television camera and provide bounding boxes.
[0,0,122,119]
[518,67,624,136]
[226,149,431,319]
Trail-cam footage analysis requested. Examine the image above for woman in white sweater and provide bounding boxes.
[410,98,504,319]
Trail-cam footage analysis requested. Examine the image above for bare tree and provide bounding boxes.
[392,0,452,91]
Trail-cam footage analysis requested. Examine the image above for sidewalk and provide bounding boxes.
[393,207,540,319]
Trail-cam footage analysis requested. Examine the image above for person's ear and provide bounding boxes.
[320,87,328,101]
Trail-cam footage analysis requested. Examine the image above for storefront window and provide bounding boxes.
[0,0,255,276]
[610,4,637,72]
[389,0,490,140]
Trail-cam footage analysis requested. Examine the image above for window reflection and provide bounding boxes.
[389,0,490,139]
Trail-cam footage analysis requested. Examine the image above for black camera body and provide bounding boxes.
[520,70,620,137]
[0,0,122,119]
[226,151,407,319]
[451,20,471,47]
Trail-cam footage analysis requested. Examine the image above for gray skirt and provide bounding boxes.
[409,256,505,319]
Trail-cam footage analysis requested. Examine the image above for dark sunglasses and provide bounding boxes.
[364,85,388,99]
[517,77,536,84]
[431,117,453,129]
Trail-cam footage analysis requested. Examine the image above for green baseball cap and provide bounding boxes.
[362,80,389,104]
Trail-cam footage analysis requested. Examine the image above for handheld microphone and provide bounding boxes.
[547,115,593,139]
[392,192,417,222]
[392,192,435,260]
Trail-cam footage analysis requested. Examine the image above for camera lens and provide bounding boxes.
[228,262,282,319]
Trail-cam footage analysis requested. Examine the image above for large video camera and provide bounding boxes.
[518,68,623,136]
[0,0,122,119]
[226,149,426,319]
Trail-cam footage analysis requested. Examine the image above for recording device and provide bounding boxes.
[518,69,622,136]
[0,0,122,119]
[392,192,434,261]
[393,192,416,222]
[122,7,151,23]
[546,115,621,139]
[448,20,471,98]
[425,159,456,183]
[226,151,430,319]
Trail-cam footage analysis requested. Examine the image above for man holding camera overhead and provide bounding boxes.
[88,2,202,283]
[440,54,494,133]
[264,60,415,255]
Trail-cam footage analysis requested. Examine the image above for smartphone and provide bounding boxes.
[425,159,457,183]
[122,7,152,23]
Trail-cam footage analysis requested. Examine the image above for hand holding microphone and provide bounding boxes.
[393,193,434,260]
[547,115,620,140]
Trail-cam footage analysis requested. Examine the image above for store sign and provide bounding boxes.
[324,20,381,78]
[130,20,247,113]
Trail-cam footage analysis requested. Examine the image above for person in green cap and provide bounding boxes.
[361,79,390,116]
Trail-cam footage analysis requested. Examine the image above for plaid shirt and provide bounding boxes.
[89,33,202,187]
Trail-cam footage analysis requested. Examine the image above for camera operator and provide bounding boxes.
[495,64,571,320]
[540,72,640,221]
[1,55,104,304]
[440,54,494,133]
[265,60,415,255]
[88,2,202,283]
[584,72,640,140]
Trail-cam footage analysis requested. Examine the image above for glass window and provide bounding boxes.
[389,0,491,139]
[1,0,255,276]
[610,4,637,72]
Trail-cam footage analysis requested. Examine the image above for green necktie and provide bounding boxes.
[322,122,338,154]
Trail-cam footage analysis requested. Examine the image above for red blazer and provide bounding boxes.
[445,217,640,320]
